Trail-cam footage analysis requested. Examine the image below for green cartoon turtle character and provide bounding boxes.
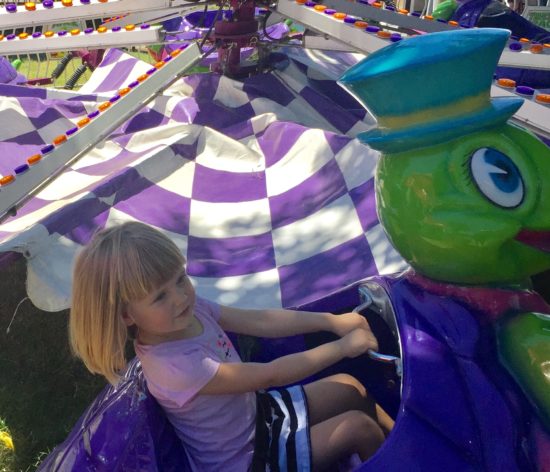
[339,28,550,438]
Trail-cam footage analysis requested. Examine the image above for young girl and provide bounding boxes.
[70,221,393,471]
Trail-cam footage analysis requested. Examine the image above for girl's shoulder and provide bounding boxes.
[195,296,221,322]
[139,343,220,399]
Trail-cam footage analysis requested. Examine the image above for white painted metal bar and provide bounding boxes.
[322,0,456,33]
[0,0,170,29]
[97,8,187,29]
[277,0,390,54]
[498,49,550,70]
[492,85,550,139]
[0,42,203,223]
[101,3,211,30]
[0,26,164,55]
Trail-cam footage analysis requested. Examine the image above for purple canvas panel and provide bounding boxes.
[192,164,267,203]
[193,101,256,138]
[183,73,220,102]
[0,83,48,99]
[92,58,143,93]
[278,235,376,307]
[89,168,147,201]
[217,118,256,141]
[170,97,200,123]
[257,122,306,168]
[70,149,139,176]
[170,142,199,161]
[349,179,379,232]
[98,48,127,68]
[303,75,368,122]
[65,209,111,246]
[23,97,85,123]
[2,124,43,144]
[324,132,353,156]
[269,158,348,229]
[65,93,100,103]
[115,184,191,236]
[187,232,276,277]
[122,107,169,134]
[299,86,362,135]
[42,198,110,241]
[0,83,98,103]
[242,74,295,107]
[0,141,43,175]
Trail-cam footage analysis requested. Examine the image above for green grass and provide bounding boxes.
[1,418,15,472]
[0,257,105,471]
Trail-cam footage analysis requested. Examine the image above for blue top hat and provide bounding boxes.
[338,28,523,153]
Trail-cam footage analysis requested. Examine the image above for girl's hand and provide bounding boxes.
[331,312,371,337]
[339,327,379,358]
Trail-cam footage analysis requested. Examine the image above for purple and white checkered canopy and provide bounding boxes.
[0,47,406,312]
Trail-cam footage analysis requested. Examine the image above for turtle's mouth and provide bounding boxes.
[515,229,550,253]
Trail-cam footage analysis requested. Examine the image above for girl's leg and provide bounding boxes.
[309,410,384,470]
[303,373,394,434]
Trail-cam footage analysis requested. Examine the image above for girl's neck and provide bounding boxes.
[137,315,203,345]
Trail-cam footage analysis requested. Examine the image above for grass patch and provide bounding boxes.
[0,257,105,471]
[0,418,15,472]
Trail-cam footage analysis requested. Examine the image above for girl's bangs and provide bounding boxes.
[117,235,184,302]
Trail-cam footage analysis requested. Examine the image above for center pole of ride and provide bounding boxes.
[211,0,259,77]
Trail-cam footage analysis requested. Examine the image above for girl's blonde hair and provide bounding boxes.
[70,221,185,385]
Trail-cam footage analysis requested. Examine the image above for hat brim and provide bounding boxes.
[357,97,524,153]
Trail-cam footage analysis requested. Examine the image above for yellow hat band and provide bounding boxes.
[378,92,490,130]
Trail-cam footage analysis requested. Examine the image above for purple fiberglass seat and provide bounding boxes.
[37,359,189,472]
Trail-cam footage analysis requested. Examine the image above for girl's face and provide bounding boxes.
[124,268,197,344]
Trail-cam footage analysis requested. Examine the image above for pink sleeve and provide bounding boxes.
[143,347,220,408]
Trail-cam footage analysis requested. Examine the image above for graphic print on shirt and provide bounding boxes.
[216,333,233,360]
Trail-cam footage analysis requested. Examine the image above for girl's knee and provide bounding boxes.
[347,412,385,458]
[310,410,385,469]
[329,373,367,398]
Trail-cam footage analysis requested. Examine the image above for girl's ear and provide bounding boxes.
[121,309,135,327]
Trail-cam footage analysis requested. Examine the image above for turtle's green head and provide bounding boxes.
[376,123,550,285]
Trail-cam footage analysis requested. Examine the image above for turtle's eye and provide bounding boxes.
[470,147,524,208]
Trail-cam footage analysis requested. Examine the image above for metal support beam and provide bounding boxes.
[0,0,169,29]
[0,25,164,55]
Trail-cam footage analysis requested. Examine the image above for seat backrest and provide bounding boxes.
[37,359,189,472]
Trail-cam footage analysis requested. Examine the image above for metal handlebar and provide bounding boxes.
[354,296,402,378]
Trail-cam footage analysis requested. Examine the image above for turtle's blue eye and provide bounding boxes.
[469,147,524,208]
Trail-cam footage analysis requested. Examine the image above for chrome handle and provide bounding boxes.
[354,297,402,377]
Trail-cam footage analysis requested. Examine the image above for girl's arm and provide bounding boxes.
[219,305,369,338]
[199,328,377,395]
